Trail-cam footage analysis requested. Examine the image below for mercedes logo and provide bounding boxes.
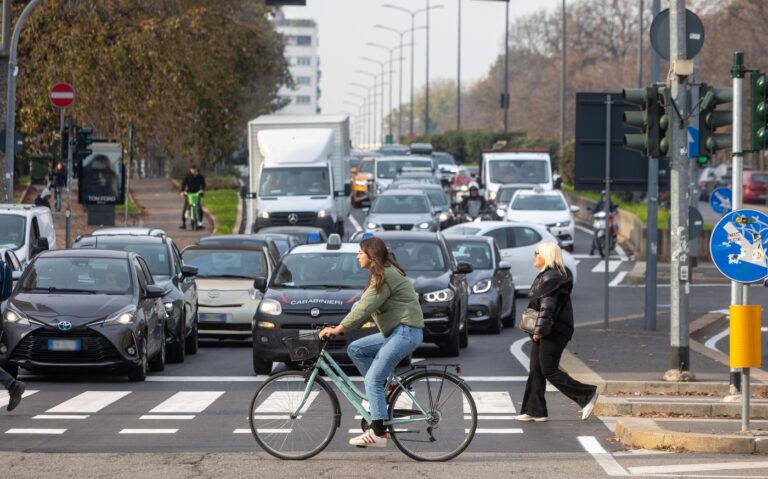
[310,308,320,318]
[57,321,72,332]
[288,213,299,225]
[207,290,221,299]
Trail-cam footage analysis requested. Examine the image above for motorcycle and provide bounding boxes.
[455,200,494,223]
[592,210,618,258]
[451,184,470,205]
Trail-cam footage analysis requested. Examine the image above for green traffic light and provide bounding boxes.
[696,156,709,166]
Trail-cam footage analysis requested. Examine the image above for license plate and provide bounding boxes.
[48,339,81,351]
[200,313,230,323]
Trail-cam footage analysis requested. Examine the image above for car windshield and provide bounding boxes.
[511,194,566,211]
[271,239,290,256]
[380,146,409,156]
[385,240,446,272]
[393,176,440,186]
[442,225,481,236]
[183,249,267,279]
[498,187,528,203]
[20,257,133,294]
[424,189,447,206]
[377,159,433,179]
[447,240,492,270]
[371,195,430,214]
[434,155,455,166]
[0,214,25,250]
[359,161,374,173]
[80,239,172,278]
[259,167,330,196]
[272,252,368,288]
[489,159,549,184]
[752,174,768,184]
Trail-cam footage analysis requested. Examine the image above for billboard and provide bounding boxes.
[78,142,125,205]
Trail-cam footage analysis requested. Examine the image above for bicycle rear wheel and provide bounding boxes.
[249,371,340,460]
[388,371,477,461]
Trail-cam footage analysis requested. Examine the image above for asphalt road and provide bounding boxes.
[3,213,768,477]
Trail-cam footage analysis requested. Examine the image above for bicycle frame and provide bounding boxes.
[186,192,201,221]
[291,348,430,427]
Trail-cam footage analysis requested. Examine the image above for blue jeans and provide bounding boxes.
[347,324,423,421]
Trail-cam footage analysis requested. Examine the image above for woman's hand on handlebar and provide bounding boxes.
[319,325,346,339]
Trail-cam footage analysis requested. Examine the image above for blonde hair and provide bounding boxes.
[536,242,566,275]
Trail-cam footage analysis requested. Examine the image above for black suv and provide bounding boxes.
[72,233,199,363]
[354,231,472,356]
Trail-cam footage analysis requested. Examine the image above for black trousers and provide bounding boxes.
[181,198,203,224]
[520,333,597,418]
[0,366,15,390]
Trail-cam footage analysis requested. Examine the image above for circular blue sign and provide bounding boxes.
[709,187,732,215]
[710,209,768,284]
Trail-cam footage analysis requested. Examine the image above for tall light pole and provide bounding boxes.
[503,0,509,132]
[355,70,378,147]
[560,0,566,156]
[374,24,426,142]
[457,0,462,130]
[361,56,387,145]
[344,100,362,147]
[368,42,402,143]
[350,83,373,147]
[383,3,443,138]
[348,91,368,147]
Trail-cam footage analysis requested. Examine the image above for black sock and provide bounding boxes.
[371,419,386,436]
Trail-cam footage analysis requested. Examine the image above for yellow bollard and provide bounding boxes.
[729,305,762,369]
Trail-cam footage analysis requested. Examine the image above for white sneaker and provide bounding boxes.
[581,390,600,420]
[349,429,388,448]
[514,414,548,422]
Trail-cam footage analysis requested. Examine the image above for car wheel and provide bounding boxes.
[487,301,503,334]
[128,338,148,382]
[167,321,186,363]
[502,298,516,328]
[440,325,461,357]
[459,316,469,348]
[252,349,273,375]
[185,313,199,355]
[149,335,166,372]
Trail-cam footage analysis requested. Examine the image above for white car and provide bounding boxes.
[442,221,577,294]
[505,189,578,251]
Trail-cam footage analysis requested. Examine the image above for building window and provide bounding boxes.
[296,76,312,85]
[296,95,311,104]
[297,56,312,66]
[296,35,312,46]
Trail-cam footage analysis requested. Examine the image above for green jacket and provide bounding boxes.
[340,266,424,337]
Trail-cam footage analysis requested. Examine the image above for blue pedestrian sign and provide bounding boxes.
[710,209,768,283]
[709,187,732,215]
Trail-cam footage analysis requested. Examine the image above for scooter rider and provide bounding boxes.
[590,191,617,256]
[461,183,487,218]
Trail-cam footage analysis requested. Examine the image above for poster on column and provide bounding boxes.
[78,142,125,205]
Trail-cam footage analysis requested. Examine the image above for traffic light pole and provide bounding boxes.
[668,0,691,376]
[65,119,73,248]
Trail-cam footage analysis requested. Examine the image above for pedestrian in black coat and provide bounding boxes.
[516,241,599,422]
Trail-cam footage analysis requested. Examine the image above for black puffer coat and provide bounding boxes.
[527,267,574,340]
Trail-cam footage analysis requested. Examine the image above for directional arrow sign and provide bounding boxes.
[49,82,75,109]
[709,187,732,215]
[710,208,768,283]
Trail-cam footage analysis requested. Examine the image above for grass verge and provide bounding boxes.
[563,184,673,229]
[115,196,140,215]
[204,189,239,235]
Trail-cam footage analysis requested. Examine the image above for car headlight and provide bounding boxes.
[259,299,282,316]
[489,191,497,201]
[423,288,455,303]
[496,208,506,218]
[355,180,367,186]
[317,209,328,218]
[366,222,379,230]
[258,210,270,219]
[163,302,174,313]
[5,309,30,327]
[459,185,468,192]
[438,212,449,223]
[554,220,572,228]
[416,222,431,230]
[472,279,492,294]
[102,307,137,326]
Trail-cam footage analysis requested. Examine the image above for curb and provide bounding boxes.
[596,396,768,418]
[615,418,768,454]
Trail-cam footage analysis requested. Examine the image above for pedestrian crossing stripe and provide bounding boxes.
[590,260,622,273]
[148,391,224,416]
[0,389,39,408]
[46,391,130,414]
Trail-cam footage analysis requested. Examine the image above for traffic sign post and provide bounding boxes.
[49,82,75,247]
[709,187,732,215]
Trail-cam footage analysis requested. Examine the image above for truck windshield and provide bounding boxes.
[0,214,26,250]
[377,159,433,179]
[489,159,549,185]
[259,167,330,196]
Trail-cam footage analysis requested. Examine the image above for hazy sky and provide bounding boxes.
[283,0,562,120]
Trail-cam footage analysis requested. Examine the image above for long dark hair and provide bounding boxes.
[360,237,406,293]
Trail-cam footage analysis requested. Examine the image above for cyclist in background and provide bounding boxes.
[319,237,424,448]
[179,164,206,229]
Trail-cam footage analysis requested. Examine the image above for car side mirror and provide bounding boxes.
[362,207,370,216]
[0,263,12,302]
[144,284,165,299]
[11,270,22,281]
[350,167,358,175]
[253,277,267,293]
[455,262,473,274]
[181,265,198,277]
[497,261,511,271]
[569,205,580,214]
[344,182,352,196]
[31,237,49,257]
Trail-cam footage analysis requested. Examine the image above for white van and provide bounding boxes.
[0,205,56,266]
[480,149,553,201]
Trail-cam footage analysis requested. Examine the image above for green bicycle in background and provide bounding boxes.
[249,331,478,461]
[184,191,203,231]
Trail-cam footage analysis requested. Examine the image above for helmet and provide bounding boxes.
[468,182,479,191]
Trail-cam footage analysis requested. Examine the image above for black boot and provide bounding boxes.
[7,380,25,412]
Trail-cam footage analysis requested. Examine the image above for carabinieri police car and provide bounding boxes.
[250,234,378,374]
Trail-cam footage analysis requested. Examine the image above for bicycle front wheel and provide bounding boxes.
[388,371,477,461]
[249,371,340,460]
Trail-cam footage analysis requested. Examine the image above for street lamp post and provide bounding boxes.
[360,57,387,145]
[351,82,374,148]
[368,42,405,143]
[383,2,443,138]
[355,70,378,147]
[457,0,462,130]
[348,91,368,147]
[344,100,362,147]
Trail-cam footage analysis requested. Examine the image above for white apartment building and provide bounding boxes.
[273,13,321,115]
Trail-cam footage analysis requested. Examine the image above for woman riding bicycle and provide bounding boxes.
[319,237,424,448]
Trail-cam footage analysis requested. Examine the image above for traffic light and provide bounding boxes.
[72,126,93,176]
[622,85,669,157]
[699,84,733,156]
[750,71,768,150]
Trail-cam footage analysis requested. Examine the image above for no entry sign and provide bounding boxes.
[49,83,75,109]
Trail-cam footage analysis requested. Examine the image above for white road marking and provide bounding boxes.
[509,338,557,391]
[0,389,38,408]
[149,391,224,414]
[348,214,362,233]
[233,429,252,434]
[611,449,673,457]
[147,375,530,382]
[119,429,178,434]
[628,461,768,475]
[5,428,66,435]
[471,415,519,420]
[611,283,730,288]
[33,415,89,420]
[572,254,623,260]
[253,391,320,415]
[467,391,516,414]
[139,415,196,420]
[46,391,131,414]
[608,271,627,287]
[254,428,291,434]
[704,327,730,354]
[591,260,622,273]
[471,428,523,434]
[578,435,629,476]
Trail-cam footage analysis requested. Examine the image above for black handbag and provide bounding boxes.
[519,308,539,335]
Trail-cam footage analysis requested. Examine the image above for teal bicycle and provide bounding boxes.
[249,331,477,461]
